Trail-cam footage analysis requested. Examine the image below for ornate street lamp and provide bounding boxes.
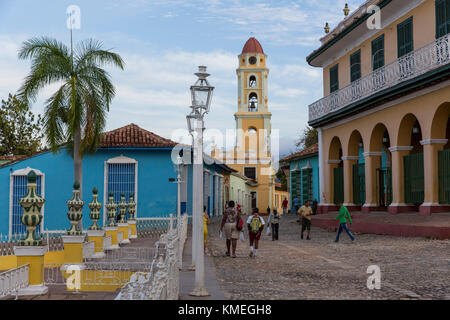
[187,66,214,297]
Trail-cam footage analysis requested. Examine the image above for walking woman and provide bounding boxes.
[203,206,210,255]
[220,201,240,258]
[267,208,280,241]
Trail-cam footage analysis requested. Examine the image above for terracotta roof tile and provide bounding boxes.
[242,37,264,54]
[279,143,318,164]
[100,123,177,148]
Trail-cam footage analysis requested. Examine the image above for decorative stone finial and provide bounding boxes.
[343,3,350,17]
[18,170,45,246]
[127,193,136,221]
[88,187,102,230]
[324,22,330,34]
[66,181,84,235]
[117,192,128,223]
[105,191,118,227]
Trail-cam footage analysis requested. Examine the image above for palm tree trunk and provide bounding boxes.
[74,125,83,230]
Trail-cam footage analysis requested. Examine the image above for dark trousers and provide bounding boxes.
[335,223,355,242]
[271,223,279,240]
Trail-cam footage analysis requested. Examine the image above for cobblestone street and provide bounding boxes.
[207,214,450,300]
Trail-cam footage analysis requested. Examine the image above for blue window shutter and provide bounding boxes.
[350,50,361,82]
[372,35,385,71]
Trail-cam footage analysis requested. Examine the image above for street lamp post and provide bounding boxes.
[174,155,183,220]
[187,66,214,297]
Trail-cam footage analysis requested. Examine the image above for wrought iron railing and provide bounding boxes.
[309,34,450,122]
[0,264,29,299]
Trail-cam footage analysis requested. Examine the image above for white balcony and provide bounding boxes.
[309,34,450,123]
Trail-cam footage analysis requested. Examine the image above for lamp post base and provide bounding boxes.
[189,287,211,297]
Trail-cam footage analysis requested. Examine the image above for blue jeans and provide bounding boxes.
[335,223,355,242]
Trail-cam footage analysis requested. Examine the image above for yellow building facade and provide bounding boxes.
[213,38,275,213]
[307,0,450,215]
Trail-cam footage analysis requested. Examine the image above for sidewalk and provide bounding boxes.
[179,236,227,300]
[312,211,450,239]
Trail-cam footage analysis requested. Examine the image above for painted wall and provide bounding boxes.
[0,147,180,235]
[323,0,436,96]
[288,154,320,210]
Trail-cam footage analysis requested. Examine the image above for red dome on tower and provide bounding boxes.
[242,37,264,54]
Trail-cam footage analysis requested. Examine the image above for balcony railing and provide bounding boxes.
[309,34,450,123]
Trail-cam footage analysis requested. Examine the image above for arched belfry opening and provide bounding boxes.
[249,75,257,88]
[248,93,258,112]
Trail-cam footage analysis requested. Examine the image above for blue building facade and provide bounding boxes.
[0,124,230,237]
[279,144,319,212]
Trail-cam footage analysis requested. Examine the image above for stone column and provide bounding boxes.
[104,192,119,250]
[127,193,137,239]
[362,152,382,213]
[320,160,341,213]
[342,156,360,211]
[117,193,130,245]
[13,170,48,295]
[87,187,105,259]
[388,146,415,214]
[62,182,85,269]
[420,139,449,215]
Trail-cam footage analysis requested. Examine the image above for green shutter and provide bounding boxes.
[352,163,366,205]
[372,35,385,71]
[291,170,301,201]
[398,17,414,57]
[302,168,313,204]
[333,167,344,204]
[436,0,450,38]
[403,153,424,204]
[330,65,339,93]
[438,149,450,204]
[350,50,361,82]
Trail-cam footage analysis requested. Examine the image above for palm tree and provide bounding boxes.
[18,37,124,194]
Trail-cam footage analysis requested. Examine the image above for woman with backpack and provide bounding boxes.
[247,208,265,258]
[220,200,241,258]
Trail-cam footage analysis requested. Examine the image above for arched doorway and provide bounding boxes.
[369,123,392,209]
[398,113,424,208]
[431,102,450,206]
[329,137,343,205]
[347,130,365,207]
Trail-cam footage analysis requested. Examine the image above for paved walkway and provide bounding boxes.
[179,236,227,300]
[206,214,450,300]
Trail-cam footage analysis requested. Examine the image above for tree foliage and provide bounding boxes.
[295,126,318,151]
[0,93,44,156]
[276,168,287,191]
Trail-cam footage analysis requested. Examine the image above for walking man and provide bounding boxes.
[247,208,265,257]
[282,198,288,216]
[334,202,355,243]
[299,200,313,240]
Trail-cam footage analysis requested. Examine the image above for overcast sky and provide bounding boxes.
[0,0,364,157]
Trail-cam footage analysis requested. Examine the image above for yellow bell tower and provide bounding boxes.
[225,37,274,212]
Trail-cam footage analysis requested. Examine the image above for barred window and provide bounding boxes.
[10,168,44,236]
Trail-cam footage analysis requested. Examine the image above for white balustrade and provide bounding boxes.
[103,235,112,251]
[0,264,29,299]
[83,241,95,259]
[309,34,450,122]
